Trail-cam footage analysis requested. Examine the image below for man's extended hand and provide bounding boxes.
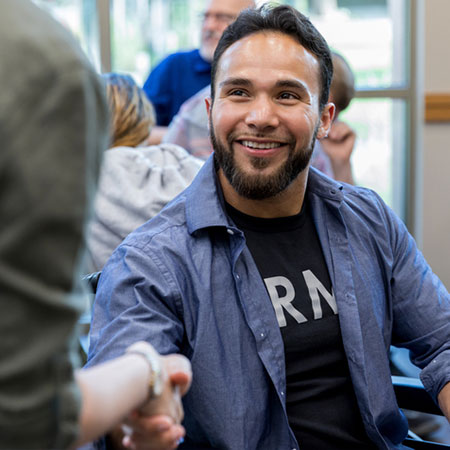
[321,120,356,184]
[120,352,192,450]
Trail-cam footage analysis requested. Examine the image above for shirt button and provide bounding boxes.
[280,391,284,396]
[260,333,265,338]
[227,229,234,235]
[236,274,240,280]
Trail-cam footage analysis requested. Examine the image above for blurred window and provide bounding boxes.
[110,0,205,84]
[340,98,407,214]
[32,0,101,71]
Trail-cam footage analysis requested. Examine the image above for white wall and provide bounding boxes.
[422,0,450,288]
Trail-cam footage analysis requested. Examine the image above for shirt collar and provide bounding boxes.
[307,166,345,202]
[185,157,345,234]
[185,155,231,234]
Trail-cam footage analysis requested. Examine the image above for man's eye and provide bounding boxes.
[279,92,298,100]
[230,89,247,97]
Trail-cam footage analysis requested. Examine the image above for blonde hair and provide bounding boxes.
[103,73,155,148]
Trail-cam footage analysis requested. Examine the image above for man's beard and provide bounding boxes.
[210,117,318,200]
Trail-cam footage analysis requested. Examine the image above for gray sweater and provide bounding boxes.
[86,144,203,272]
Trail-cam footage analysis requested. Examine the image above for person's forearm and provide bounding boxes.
[72,354,150,447]
[437,381,450,422]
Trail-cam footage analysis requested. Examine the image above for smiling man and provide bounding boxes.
[207,31,331,210]
[87,5,450,449]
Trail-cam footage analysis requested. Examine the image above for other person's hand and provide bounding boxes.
[321,120,355,165]
[120,346,192,449]
[321,120,356,184]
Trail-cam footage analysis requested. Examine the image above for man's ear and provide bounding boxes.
[205,97,212,118]
[316,102,335,140]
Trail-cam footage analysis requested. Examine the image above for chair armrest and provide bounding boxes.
[82,271,102,294]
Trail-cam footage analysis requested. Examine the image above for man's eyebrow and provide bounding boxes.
[218,78,252,89]
[275,79,309,94]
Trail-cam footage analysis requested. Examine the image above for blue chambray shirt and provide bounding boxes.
[87,156,450,450]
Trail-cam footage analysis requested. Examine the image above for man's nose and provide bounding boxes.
[244,97,279,130]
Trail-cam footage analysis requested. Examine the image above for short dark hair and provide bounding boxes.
[210,4,333,111]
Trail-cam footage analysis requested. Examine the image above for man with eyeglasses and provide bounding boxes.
[143,0,255,144]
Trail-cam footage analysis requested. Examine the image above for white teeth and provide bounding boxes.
[242,140,281,149]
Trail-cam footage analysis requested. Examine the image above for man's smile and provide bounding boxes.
[240,140,284,149]
[234,138,289,157]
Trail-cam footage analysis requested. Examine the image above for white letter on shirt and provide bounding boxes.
[302,269,338,319]
[264,276,307,327]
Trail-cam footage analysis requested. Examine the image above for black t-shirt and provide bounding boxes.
[226,198,375,449]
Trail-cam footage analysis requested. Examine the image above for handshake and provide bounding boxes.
[75,341,192,450]
[119,342,192,450]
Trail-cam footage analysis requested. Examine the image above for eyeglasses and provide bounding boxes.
[199,12,236,25]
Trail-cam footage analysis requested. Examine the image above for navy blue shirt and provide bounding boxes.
[87,157,450,450]
[143,49,211,126]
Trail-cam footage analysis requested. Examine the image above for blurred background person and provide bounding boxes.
[162,84,213,160]
[0,2,191,448]
[86,73,203,272]
[143,0,255,144]
[311,51,356,184]
[107,73,156,148]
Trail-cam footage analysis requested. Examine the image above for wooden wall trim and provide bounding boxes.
[425,93,450,122]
